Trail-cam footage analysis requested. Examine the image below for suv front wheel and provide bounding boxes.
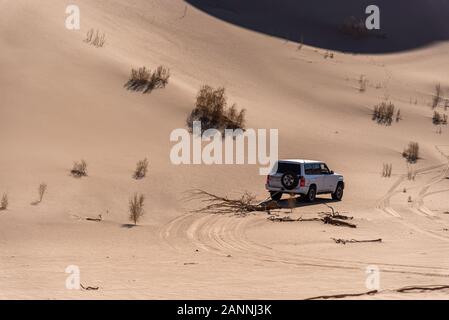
[332,183,344,201]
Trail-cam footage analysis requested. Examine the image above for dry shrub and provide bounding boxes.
[187,85,246,133]
[133,158,149,180]
[395,109,402,122]
[187,189,270,216]
[0,193,8,210]
[432,83,442,109]
[402,142,419,164]
[432,111,448,125]
[71,160,88,178]
[125,66,170,93]
[129,193,145,225]
[324,51,334,59]
[340,16,368,38]
[372,101,396,125]
[382,163,392,178]
[407,165,416,181]
[359,75,367,92]
[149,66,170,90]
[85,29,106,48]
[38,183,47,202]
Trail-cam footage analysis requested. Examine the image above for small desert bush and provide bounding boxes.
[1,193,8,210]
[395,109,402,122]
[407,165,416,181]
[125,66,170,93]
[85,29,106,48]
[382,163,392,178]
[133,158,149,180]
[324,51,334,59]
[38,183,47,202]
[432,111,448,125]
[432,83,442,109]
[187,85,246,133]
[149,66,170,89]
[71,160,88,177]
[359,75,367,92]
[129,193,145,225]
[340,16,368,38]
[372,102,396,125]
[402,142,419,164]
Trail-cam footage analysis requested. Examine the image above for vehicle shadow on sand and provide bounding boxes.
[269,196,340,209]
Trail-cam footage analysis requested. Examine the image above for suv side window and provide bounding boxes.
[304,164,313,175]
[305,163,321,175]
[312,163,321,175]
[320,163,330,174]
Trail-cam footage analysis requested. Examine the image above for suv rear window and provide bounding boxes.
[276,162,301,174]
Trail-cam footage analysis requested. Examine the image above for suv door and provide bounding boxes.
[304,163,326,193]
[320,163,337,192]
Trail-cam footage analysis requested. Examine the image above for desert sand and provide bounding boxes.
[1,0,449,299]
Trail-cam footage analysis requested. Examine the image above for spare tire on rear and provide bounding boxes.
[281,172,299,190]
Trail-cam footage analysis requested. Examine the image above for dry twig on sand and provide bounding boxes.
[305,290,378,300]
[186,189,281,215]
[80,284,99,291]
[306,284,449,300]
[396,285,449,293]
[86,214,102,222]
[269,204,356,228]
[188,190,356,227]
[331,238,382,245]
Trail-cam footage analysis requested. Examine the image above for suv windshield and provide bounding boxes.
[276,162,301,174]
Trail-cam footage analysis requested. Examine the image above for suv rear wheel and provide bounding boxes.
[281,172,299,190]
[270,191,282,201]
[332,183,344,201]
[306,185,316,202]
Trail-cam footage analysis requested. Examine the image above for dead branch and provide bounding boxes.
[268,216,300,222]
[320,203,353,220]
[186,189,281,215]
[305,284,449,300]
[396,285,449,293]
[80,284,99,291]
[86,216,102,222]
[305,290,378,300]
[269,214,356,228]
[186,190,356,227]
[332,238,382,245]
[322,216,357,228]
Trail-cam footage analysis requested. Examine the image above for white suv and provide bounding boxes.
[265,159,344,202]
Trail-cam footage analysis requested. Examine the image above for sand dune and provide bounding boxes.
[187,0,449,53]
[1,0,449,299]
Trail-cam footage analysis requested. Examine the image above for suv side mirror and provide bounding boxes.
[330,170,334,174]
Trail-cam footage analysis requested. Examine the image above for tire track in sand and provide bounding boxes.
[160,146,449,278]
[160,210,449,278]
